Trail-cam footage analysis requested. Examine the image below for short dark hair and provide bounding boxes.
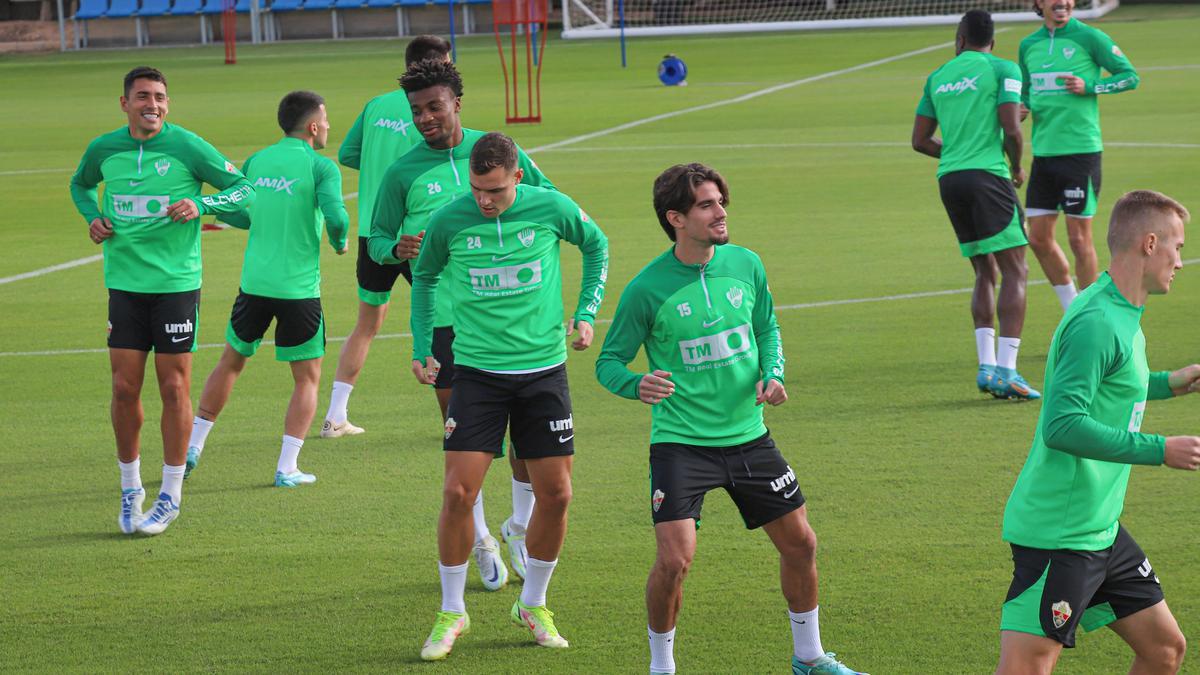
[405,34,452,67]
[470,132,519,175]
[1107,190,1190,253]
[960,9,994,47]
[400,58,464,98]
[652,163,730,241]
[277,90,325,135]
[123,66,167,98]
[1032,0,1043,18]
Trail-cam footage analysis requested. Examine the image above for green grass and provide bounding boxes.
[3,5,1200,671]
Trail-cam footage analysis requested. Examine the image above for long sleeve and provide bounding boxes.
[409,219,449,362]
[69,140,104,224]
[595,284,650,401]
[366,162,408,265]
[1147,370,1174,401]
[1018,50,1031,107]
[315,156,349,251]
[751,257,784,385]
[338,110,364,170]
[185,136,255,217]
[217,154,255,230]
[1040,319,1165,465]
[1088,29,1139,95]
[557,205,608,323]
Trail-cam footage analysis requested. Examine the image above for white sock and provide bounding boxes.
[438,561,468,613]
[974,327,996,367]
[118,458,142,491]
[520,556,557,608]
[648,626,677,674]
[161,463,185,505]
[1053,282,1078,311]
[511,478,534,531]
[997,337,1021,371]
[277,435,304,474]
[789,606,825,662]
[189,416,214,453]
[473,490,491,543]
[325,381,353,424]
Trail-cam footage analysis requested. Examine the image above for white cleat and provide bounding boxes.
[118,488,145,534]
[137,492,180,536]
[320,419,364,438]
[501,517,529,581]
[474,534,509,591]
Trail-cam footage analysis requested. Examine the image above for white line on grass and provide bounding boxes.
[8,258,1200,358]
[0,254,103,285]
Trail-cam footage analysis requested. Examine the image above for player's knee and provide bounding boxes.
[534,480,572,514]
[654,551,693,583]
[111,377,141,404]
[158,379,190,408]
[1026,229,1054,250]
[1066,229,1093,252]
[1146,630,1187,670]
[442,480,478,512]
[783,525,818,563]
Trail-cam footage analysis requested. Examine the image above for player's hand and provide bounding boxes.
[1163,436,1200,470]
[1011,166,1027,189]
[1019,103,1030,122]
[412,356,440,385]
[756,379,788,406]
[89,217,114,243]
[394,230,425,260]
[336,244,348,256]
[1059,75,1087,95]
[166,198,200,223]
[639,370,674,405]
[567,318,593,351]
[1167,364,1200,396]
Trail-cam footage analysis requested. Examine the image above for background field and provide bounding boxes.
[2,5,1199,671]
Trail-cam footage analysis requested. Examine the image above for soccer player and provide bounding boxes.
[912,10,1039,400]
[321,34,452,437]
[595,164,864,675]
[370,58,555,590]
[1020,0,1139,310]
[411,132,608,661]
[184,91,349,487]
[997,190,1200,674]
[70,66,254,536]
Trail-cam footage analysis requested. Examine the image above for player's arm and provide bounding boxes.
[995,61,1026,186]
[557,199,609,349]
[911,80,940,158]
[1087,30,1139,95]
[750,257,786,406]
[1018,47,1032,111]
[366,163,411,264]
[217,155,254,230]
[185,136,255,218]
[595,285,666,403]
[69,140,113,242]
[1040,319,1166,465]
[337,109,364,169]
[315,156,350,252]
[409,218,449,382]
[516,147,556,191]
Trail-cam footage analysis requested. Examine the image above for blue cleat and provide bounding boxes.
[137,492,180,536]
[976,365,995,393]
[118,487,145,534]
[989,367,1042,400]
[184,446,201,479]
[274,470,317,488]
[792,652,868,675]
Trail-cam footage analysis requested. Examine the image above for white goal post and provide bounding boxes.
[561,0,1119,39]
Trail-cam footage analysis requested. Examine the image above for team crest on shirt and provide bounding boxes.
[1112,45,1124,57]
[1062,47,1076,60]
[224,160,239,174]
[1051,601,1072,629]
[726,287,744,309]
[579,207,591,223]
[652,489,665,513]
[444,417,457,439]
[518,227,536,248]
[154,158,170,176]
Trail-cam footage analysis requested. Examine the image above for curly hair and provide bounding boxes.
[399,58,464,98]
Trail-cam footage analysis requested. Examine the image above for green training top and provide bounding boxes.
[410,184,608,372]
[338,89,422,237]
[916,50,1023,179]
[220,137,349,299]
[368,128,553,326]
[1003,272,1172,551]
[70,123,255,293]
[1019,18,1139,157]
[595,244,785,447]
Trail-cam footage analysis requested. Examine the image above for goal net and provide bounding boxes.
[561,0,1119,39]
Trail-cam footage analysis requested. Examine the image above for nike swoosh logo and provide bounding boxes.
[791,619,807,625]
[492,252,517,262]
[1042,62,1055,68]
[558,434,573,443]
[486,561,499,583]
[170,335,190,343]
[784,486,799,499]
[1065,201,1080,206]
[702,316,724,328]
[129,180,142,186]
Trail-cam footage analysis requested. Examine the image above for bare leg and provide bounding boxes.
[1108,601,1187,675]
[436,387,451,420]
[110,348,149,463]
[285,357,322,439]
[1065,216,1099,290]
[510,453,530,482]
[333,301,387,386]
[196,344,247,421]
[438,451,495,565]
[523,455,573,561]
[995,631,1062,675]
[1026,214,1073,286]
[993,246,1028,338]
[154,352,193,467]
[762,505,819,612]
[969,253,999,329]
[646,519,696,632]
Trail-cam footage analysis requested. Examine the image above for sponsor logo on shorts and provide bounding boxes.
[726,287,744,309]
[154,158,171,176]
[549,415,573,433]
[373,117,413,135]
[1051,600,1072,629]
[444,417,457,439]
[1064,187,1086,200]
[1062,47,1076,60]
[518,228,535,248]
[770,465,796,493]
[1138,558,1154,579]
[677,324,752,370]
[468,261,542,295]
[163,319,193,335]
[253,175,299,195]
[652,489,665,513]
[934,75,979,96]
[112,194,170,219]
[107,320,113,335]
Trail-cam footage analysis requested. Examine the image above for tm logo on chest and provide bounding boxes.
[677,324,752,366]
[469,261,542,293]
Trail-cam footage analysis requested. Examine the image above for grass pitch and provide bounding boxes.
[2,5,1200,671]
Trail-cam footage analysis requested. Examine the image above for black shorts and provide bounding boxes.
[431,326,457,390]
[107,288,200,354]
[938,170,1028,258]
[443,364,573,460]
[1026,152,1102,218]
[225,291,325,361]
[356,236,412,306]
[649,433,805,530]
[1000,525,1163,648]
